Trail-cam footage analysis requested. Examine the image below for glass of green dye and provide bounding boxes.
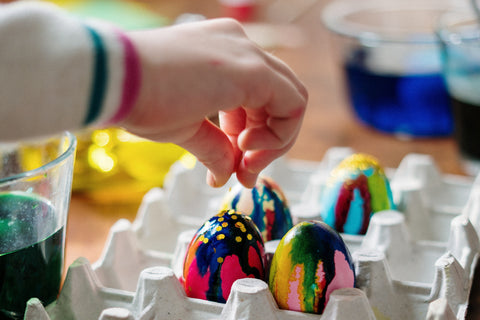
[0,132,76,319]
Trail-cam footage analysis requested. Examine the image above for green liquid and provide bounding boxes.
[0,192,64,320]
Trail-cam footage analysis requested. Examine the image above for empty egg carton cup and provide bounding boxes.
[24,147,480,319]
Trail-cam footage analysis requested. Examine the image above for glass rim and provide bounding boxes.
[321,0,467,44]
[437,12,480,44]
[0,131,77,185]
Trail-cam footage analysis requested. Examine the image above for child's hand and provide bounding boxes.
[122,18,308,188]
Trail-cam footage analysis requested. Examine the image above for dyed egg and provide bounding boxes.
[269,220,355,314]
[220,176,293,242]
[320,153,395,235]
[183,209,266,303]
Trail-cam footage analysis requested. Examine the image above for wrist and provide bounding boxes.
[105,31,142,125]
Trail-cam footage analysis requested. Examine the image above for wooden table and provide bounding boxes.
[64,0,480,318]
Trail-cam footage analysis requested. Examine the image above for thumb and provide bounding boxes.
[178,118,235,187]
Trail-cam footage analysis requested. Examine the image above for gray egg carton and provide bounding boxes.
[25,147,480,319]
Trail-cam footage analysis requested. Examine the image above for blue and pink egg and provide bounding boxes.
[183,209,266,303]
[320,153,395,235]
[220,176,293,242]
[269,220,355,314]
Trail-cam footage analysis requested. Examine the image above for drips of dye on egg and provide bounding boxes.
[220,176,293,242]
[269,220,355,314]
[320,153,395,235]
[183,209,266,303]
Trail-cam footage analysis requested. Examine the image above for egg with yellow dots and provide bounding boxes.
[183,209,266,303]
[220,176,293,242]
[320,153,395,235]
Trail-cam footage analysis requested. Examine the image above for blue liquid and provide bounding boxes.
[344,62,453,137]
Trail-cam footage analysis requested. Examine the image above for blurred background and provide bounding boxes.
[1,0,477,203]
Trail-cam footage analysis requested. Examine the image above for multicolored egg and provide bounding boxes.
[183,209,266,303]
[269,220,355,314]
[320,153,395,235]
[220,176,293,242]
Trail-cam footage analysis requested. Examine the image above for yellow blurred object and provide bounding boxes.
[43,0,180,203]
[47,0,71,6]
[73,128,194,203]
[13,135,71,183]
[45,0,170,31]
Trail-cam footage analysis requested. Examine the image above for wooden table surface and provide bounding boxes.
[63,0,480,318]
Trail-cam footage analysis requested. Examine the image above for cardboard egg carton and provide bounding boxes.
[24,147,480,319]
[25,209,479,319]
[26,257,379,320]
[91,205,480,319]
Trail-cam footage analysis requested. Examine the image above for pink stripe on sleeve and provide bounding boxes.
[107,31,141,124]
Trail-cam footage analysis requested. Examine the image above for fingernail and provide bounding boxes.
[207,171,217,188]
[246,176,258,188]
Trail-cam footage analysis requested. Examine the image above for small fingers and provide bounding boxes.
[235,60,307,153]
[178,119,235,187]
[219,108,247,172]
[238,107,304,151]
[236,140,295,188]
[218,64,306,187]
[219,108,246,136]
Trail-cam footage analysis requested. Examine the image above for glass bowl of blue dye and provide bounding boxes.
[322,0,466,138]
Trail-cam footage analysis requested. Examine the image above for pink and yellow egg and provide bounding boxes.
[269,220,355,314]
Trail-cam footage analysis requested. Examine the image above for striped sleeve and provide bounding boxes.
[0,1,140,141]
